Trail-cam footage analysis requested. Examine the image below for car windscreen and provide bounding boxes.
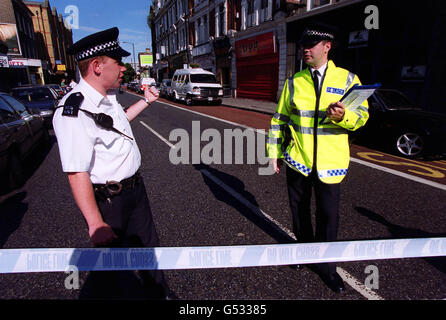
[0,94,31,117]
[375,90,416,110]
[190,74,218,83]
[12,88,56,101]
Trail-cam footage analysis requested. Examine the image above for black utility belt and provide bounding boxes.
[93,171,141,198]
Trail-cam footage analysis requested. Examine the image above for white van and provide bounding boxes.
[171,68,224,105]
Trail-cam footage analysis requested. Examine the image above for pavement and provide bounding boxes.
[221,97,277,115]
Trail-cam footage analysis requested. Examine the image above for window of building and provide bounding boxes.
[203,14,208,42]
[247,0,255,27]
[308,0,332,11]
[196,18,201,45]
[247,0,255,14]
[218,4,225,37]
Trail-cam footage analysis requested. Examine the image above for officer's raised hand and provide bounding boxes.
[144,85,160,104]
[125,84,160,121]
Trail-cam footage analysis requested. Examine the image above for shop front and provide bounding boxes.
[0,57,44,90]
[213,36,232,95]
[235,31,279,101]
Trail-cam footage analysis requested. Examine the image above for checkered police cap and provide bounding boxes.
[67,27,130,62]
[299,23,337,47]
[304,29,334,40]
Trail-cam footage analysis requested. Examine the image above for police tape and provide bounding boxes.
[1,237,446,274]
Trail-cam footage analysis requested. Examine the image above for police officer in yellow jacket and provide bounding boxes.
[267,25,369,293]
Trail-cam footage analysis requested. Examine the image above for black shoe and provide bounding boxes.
[321,272,345,293]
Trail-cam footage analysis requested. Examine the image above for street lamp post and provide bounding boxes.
[121,41,136,71]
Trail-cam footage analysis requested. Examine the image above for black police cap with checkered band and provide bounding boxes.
[299,24,337,47]
[67,27,130,62]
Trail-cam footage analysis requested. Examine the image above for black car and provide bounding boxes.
[127,81,138,91]
[353,89,446,158]
[11,85,59,128]
[0,92,48,188]
[48,84,65,99]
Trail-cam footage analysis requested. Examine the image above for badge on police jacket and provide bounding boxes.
[62,92,84,117]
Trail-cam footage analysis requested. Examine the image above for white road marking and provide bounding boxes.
[139,120,176,149]
[200,169,292,238]
[336,268,384,300]
[350,158,446,191]
[156,99,267,135]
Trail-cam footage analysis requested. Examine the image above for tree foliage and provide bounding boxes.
[123,63,136,84]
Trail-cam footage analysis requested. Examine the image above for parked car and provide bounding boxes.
[139,77,155,93]
[47,84,65,98]
[353,88,446,158]
[0,92,48,188]
[127,81,139,92]
[11,85,59,128]
[160,79,173,99]
[135,83,144,94]
[171,68,224,106]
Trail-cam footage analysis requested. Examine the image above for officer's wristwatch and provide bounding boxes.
[144,97,150,105]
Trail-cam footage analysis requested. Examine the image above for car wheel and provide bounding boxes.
[395,132,424,158]
[185,95,194,106]
[8,153,24,189]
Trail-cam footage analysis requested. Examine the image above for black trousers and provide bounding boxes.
[286,165,340,277]
[87,177,168,299]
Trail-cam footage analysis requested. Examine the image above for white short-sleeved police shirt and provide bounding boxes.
[53,78,141,184]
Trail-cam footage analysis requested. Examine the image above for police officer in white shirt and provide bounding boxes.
[53,27,169,299]
[69,79,77,89]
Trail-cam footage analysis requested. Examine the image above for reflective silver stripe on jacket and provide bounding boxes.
[291,109,316,118]
[270,124,286,131]
[345,72,356,91]
[273,112,290,123]
[267,137,282,144]
[288,76,296,107]
[288,123,347,135]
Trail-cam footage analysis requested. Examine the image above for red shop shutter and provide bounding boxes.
[236,55,278,101]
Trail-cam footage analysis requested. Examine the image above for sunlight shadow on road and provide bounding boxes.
[0,192,28,248]
[193,163,294,244]
[356,206,446,275]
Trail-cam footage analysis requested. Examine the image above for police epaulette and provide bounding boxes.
[61,92,84,117]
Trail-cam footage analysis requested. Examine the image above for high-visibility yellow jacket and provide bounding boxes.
[267,60,369,184]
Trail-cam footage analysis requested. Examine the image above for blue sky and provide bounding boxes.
[49,0,153,65]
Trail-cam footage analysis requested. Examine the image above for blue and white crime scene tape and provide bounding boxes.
[1,237,445,273]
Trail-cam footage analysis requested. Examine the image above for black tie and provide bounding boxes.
[312,69,321,171]
[313,70,320,97]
